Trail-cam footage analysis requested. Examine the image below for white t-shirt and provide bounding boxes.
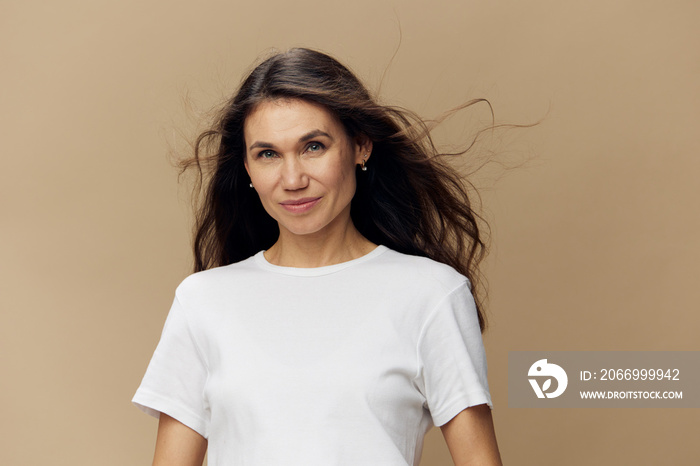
[132,245,492,465]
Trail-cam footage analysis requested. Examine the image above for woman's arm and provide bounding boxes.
[152,413,208,466]
[440,404,503,466]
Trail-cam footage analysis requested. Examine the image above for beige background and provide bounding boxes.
[1,0,698,464]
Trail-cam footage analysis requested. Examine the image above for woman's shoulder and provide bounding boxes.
[375,246,470,294]
[174,254,261,299]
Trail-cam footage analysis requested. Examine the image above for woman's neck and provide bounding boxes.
[264,223,377,268]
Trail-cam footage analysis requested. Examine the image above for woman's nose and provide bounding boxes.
[280,157,308,190]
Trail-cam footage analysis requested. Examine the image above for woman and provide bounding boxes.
[133,47,502,465]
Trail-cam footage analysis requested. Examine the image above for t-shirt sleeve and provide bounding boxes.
[415,280,492,427]
[132,294,210,438]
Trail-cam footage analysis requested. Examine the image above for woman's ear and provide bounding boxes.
[354,135,373,164]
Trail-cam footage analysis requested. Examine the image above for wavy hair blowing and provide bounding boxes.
[180,48,492,331]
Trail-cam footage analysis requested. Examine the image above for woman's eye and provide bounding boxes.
[259,150,276,159]
[307,142,324,152]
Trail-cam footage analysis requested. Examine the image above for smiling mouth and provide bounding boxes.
[279,197,322,213]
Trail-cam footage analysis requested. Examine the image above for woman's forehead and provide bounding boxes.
[244,99,343,143]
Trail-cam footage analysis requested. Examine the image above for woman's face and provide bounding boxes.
[243,98,370,239]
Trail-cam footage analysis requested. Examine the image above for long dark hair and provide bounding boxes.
[180,47,492,331]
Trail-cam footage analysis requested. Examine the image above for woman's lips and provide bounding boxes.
[279,197,322,213]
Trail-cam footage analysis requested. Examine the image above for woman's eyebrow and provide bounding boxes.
[249,129,333,151]
[298,129,333,142]
[249,141,274,151]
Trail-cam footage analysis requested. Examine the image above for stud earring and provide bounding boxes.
[249,182,254,188]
